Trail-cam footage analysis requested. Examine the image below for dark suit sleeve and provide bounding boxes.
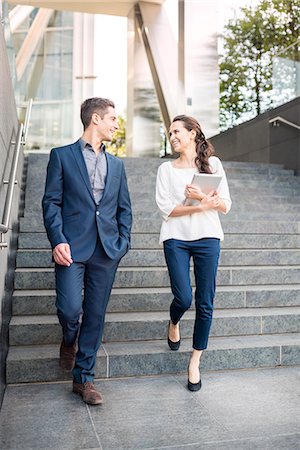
[42,148,68,248]
[116,161,132,246]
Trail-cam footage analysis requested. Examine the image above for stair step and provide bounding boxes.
[26,155,287,172]
[6,333,300,383]
[9,307,300,345]
[6,344,107,383]
[130,211,300,221]
[128,180,298,191]
[126,166,295,177]
[25,190,300,213]
[26,184,300,214]
[127,195,300,209]
[19,216,300,234]
[12,285,300,315]
[16,248,300,268]
[132,202,300,214]
[131,220,300,234]
[17,232,300,250]
[127,174,300,185]
[18,232,163,250]
[13,266,300,290]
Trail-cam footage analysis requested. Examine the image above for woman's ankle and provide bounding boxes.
[169,321,180,341]
[188,363,200,383]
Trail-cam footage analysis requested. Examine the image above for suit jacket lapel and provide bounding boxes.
[70,140,95,203]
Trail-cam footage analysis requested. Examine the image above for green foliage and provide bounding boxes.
[219,0,300,130]
[105,115,126,157]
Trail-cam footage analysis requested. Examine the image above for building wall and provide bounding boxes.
[0,21,24,406]
[210,97,300,173]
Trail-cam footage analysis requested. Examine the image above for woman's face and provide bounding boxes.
[169,121,195,153]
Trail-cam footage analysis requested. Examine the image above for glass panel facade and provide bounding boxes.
[27,12,73,149]
[10,9,73,149]
[1,1,18,98]
[28,101,73,150]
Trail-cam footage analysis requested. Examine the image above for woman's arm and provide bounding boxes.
[156,161,229,220]
[156,163,177,220]
[211,157,232,214]
[185,157,232,215]
[169,191,223,217]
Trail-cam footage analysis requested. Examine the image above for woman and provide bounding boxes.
[156,115,231,391]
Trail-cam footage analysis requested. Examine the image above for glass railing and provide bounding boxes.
[218,37,300,132]
[272,38,300,109]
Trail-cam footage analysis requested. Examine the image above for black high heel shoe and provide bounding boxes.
[187,378,202,392]
[187,366,202,392]
[167,321,180,351]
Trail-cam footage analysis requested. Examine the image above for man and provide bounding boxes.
[42,98,132,405]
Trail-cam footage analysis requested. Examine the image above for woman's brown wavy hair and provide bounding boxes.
[172,115,214,173]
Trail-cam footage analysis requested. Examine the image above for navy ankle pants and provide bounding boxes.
[163,238,220,350]
[55,239,119,383]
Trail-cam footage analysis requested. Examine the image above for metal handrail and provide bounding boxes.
[0,98,33,248]
[269,116,300,131]
[273,37,300,58]
[22,98,33,143]
[0,123,24,241]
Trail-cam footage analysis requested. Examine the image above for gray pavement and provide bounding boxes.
[0,366,300,450]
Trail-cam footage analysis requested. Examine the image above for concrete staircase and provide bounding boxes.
[6,154,300,383]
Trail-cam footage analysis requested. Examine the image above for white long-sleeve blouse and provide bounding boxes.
[155,156,232,244]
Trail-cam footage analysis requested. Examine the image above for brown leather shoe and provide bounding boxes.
[59,340,76,371]
[73,381,103,405]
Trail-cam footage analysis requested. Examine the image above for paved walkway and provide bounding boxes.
[0,366,300,450]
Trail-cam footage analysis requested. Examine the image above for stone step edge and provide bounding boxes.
[28,154,285,167]
[8,332,300,360]
[16,245,300,251]
[6,333,300,383]
[12,286,300,316]
[16,248,300,254]
[17,232,300,236]
[14,265,300,272]
[19,225,300,236]
[12,284,300,296]
[10,306,300,326]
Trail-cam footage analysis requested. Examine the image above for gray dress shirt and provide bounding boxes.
[79,138,107,204]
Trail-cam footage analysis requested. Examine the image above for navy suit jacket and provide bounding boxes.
[42,140,132,262]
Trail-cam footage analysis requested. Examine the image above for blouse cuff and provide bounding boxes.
[160,203,177,221]
[221,198,232,215]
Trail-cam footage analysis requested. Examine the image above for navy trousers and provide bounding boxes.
[55,239,119,383]
[163,238,220,350]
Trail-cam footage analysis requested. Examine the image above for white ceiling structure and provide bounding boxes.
[7,0,165,17]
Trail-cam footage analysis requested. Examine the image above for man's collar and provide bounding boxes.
[79,138,106,152]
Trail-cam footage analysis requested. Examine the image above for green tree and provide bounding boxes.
[105,115,126,157]
[219,0,300,130]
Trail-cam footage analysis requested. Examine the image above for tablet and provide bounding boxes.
[184,173,222,206]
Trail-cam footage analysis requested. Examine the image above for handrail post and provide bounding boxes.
[0,233,8,248]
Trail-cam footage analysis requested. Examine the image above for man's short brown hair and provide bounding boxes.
[80,97,115,130]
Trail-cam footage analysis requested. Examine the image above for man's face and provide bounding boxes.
[94,106,119,141]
